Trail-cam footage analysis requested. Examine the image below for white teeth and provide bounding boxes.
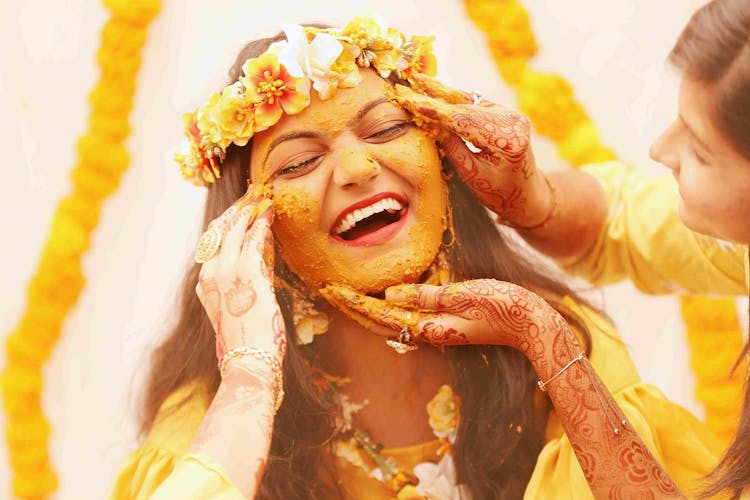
[333,197,405,236]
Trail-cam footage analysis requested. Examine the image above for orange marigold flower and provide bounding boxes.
[241,52,308,131]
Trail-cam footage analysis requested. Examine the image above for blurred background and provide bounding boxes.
[0,0,730,498]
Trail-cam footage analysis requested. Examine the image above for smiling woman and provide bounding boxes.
[257,71,447,293]
[109,17,724,500]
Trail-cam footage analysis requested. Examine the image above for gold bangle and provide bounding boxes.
[219,347,284,411]
[500,173,558,231]
[537,352,584,392]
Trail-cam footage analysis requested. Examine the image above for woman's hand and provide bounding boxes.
[321,279,567,361]
[392,74,554,228]
[190,188,285,498]
[321,280,683,497]
[195,189,286,367]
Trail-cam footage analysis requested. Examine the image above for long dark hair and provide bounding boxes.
[138,29,596,499]
[669,1,750,498]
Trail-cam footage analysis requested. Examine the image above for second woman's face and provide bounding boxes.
[249,70,448,293]
[650,78,750,244]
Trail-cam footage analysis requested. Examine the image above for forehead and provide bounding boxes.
[678,79,723,147]
[249,70,394,177]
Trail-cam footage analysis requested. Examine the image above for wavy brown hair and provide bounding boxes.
[138,29,598,499]
[669,1,750,498]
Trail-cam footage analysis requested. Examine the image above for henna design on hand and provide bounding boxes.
[225,278,257,317]
[449,108,531,172]
[572,443,596,484]
[386,279,683,497]
[421,321,469,345]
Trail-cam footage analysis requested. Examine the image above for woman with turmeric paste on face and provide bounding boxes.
[110,18,722,499]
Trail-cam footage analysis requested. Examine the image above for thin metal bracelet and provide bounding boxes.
[538,351,628,435]
[219,346,284,412]
[537,352,584,392]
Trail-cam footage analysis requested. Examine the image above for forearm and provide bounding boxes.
[528,324,683,498]
[518,169,607,263]
[189,358,279,498]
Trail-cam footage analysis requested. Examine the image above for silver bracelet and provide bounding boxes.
[537,352,585,392]
[219,346,284,412]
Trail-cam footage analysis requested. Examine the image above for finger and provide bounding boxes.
[218,203,258,271]
[320,284,422,336]
[238,205,274,282]
[385,282,471,312]
[416,313,473,346]
[409,73,473,104]
[385,283,440,310]
[393,84,528,161]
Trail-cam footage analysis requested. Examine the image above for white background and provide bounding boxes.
[0,0,730,498]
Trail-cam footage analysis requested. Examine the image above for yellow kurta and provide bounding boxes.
[109,296,725,499]
[564,161,748,294]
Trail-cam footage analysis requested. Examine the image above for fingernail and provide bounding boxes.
[417,106,439,120]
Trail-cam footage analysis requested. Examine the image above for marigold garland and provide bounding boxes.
[0,0,160,497]
[462,0,745,444]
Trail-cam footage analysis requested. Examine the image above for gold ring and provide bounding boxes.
[194,227,222,263]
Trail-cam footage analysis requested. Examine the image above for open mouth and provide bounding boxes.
[331,194,408,245]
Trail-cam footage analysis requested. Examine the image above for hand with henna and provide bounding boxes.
[187,187,285,498]
[391,73,554,229]
[322,280,684,499]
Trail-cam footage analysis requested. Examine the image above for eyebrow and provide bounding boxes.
[679,114,712,155]
[262,97,393,165]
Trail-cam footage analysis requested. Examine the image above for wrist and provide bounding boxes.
[499,172,557,231]
[220,347,285,412]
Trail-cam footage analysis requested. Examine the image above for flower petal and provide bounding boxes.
[280,89,309,115]
[253,100,283,129]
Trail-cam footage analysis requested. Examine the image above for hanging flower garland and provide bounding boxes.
[461,0,745,444]
[0,0,160,497]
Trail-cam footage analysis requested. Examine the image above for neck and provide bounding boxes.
[314,308,451,447]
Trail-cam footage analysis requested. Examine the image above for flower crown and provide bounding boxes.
[176,16,438,187]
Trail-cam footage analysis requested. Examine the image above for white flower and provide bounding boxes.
[413,455,472,500]
[270,23,343,100]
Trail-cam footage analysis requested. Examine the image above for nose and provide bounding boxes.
[332,149,381,188]
[650,122,680,173]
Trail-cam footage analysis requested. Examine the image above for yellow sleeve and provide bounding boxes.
[563,161,747,295]
[524,299,727,499]
[108,383,245,500]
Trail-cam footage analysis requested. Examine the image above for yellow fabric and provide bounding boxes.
[565,161,748,295]
[109,297,724,499]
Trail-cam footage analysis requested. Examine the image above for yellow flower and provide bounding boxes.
[426,385,457,439]
[241,52,308,131]
[331,44,362,89]
[396,485,427,499]
[198,82,255,148]
[403,35,437,80]
[340,16,403,78]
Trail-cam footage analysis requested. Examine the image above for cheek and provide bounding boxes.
[273,186,321,237]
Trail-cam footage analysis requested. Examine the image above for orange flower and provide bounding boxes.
[241,52,308,130]
[403,35,437,80]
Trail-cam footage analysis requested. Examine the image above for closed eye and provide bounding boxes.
[365,121,413,141]
[276,154,324,178]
